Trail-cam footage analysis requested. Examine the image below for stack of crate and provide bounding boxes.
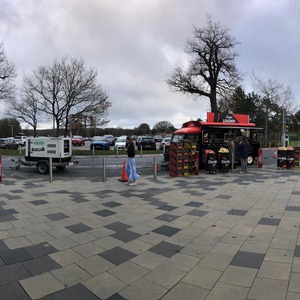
[169,142,183,177]
[169,140,197,177]
[183,141,197,175]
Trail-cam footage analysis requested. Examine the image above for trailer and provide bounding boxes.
[12,137,79,174]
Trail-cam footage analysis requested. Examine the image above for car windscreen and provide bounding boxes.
[117,137,126,142]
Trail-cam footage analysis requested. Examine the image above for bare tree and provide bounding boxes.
[0,42,17,102]
[23,57,111,136]
[251,73,296,144]
[167,16,241,112]
[5,87,42,136]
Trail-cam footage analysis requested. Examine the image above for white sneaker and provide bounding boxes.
[129,181,136,186]
[125,181,131,185]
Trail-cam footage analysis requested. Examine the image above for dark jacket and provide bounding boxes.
[237,141,248,159]
[126,142,135,158]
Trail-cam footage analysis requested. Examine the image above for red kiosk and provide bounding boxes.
[170,113,263,176]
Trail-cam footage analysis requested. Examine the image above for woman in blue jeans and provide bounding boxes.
[125,136,140,185]
[237,136,248,173]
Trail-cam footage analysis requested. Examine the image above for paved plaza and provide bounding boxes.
[0,166,300,299]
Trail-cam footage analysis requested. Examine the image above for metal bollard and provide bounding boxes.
[154,155,157,180]
[140,146,143,157]
[49,158,53,183]
[102,157,106,182]
[0,155,2,183]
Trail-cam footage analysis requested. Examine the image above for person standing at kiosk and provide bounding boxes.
[228,137,235,171]
[237,136,248,173]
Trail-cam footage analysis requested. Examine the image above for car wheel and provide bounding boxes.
[247,155,254,165]
[37,161,49,174]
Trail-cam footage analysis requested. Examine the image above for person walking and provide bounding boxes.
[125,136,140,185]
[237,136,248,174]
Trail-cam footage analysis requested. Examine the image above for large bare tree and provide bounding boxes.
[22,57,111,136]
[167,17,241,112]
[0,41,16,102]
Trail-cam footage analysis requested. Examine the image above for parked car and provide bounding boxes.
[0,138,19,150]
[153,135,163,142]
[131,135,138,141]
[103,134,115,146]
[136,136,156,150]
[114,135,127,150]
[90,136,110,150]
[14,135,27,146]
[72,135,85,146]
[160,136,172,150]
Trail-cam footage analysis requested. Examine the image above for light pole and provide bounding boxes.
[8,125,13,137]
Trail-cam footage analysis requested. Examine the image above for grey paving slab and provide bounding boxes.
[119,277,168,300]
[143,264,186,289]
[50,263,91,287]
[83,272,127,299]
[109,261,149,284]
[0,167,300,299]
[161,282,208,300]
[205,282,249,300]
[42,284,100,300]
[20,272,65,300]
[182,265,222,290]
[248,277,289,300]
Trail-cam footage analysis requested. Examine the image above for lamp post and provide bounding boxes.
[8,125,13,137]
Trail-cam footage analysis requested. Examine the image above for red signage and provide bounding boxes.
[207,113,250,124]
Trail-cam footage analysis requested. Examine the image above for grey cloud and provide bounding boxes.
[0,0,300,130]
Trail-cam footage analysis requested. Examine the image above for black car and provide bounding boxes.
[153,135,163,143]
[0,138,19,150]
[136,136,156,150]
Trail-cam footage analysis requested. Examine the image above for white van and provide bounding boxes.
[14,136,27,146]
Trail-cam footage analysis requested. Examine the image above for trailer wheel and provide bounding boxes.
[247,155,254,165]
[37,161,49,174]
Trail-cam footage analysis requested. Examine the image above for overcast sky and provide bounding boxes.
[1,0,300,130]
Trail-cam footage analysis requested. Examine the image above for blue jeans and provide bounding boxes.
[126,157,140,182]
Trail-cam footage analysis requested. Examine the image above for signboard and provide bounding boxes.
[207,113,250,124]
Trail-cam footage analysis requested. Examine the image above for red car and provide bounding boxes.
[72,135,85,146]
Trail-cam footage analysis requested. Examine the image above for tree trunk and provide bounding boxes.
[210,89,218,112]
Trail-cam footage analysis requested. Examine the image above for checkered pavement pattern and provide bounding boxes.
[0,167,300,299]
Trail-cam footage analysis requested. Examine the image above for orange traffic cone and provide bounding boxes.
[273,147,277,158]
[118,161,128,182]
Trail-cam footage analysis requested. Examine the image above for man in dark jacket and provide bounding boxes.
[237,136,248,173]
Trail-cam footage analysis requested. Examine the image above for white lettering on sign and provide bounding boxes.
[208,159,217,166]
[221,114,237,123]
[223,119,236,123]
[221,159,230,166]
